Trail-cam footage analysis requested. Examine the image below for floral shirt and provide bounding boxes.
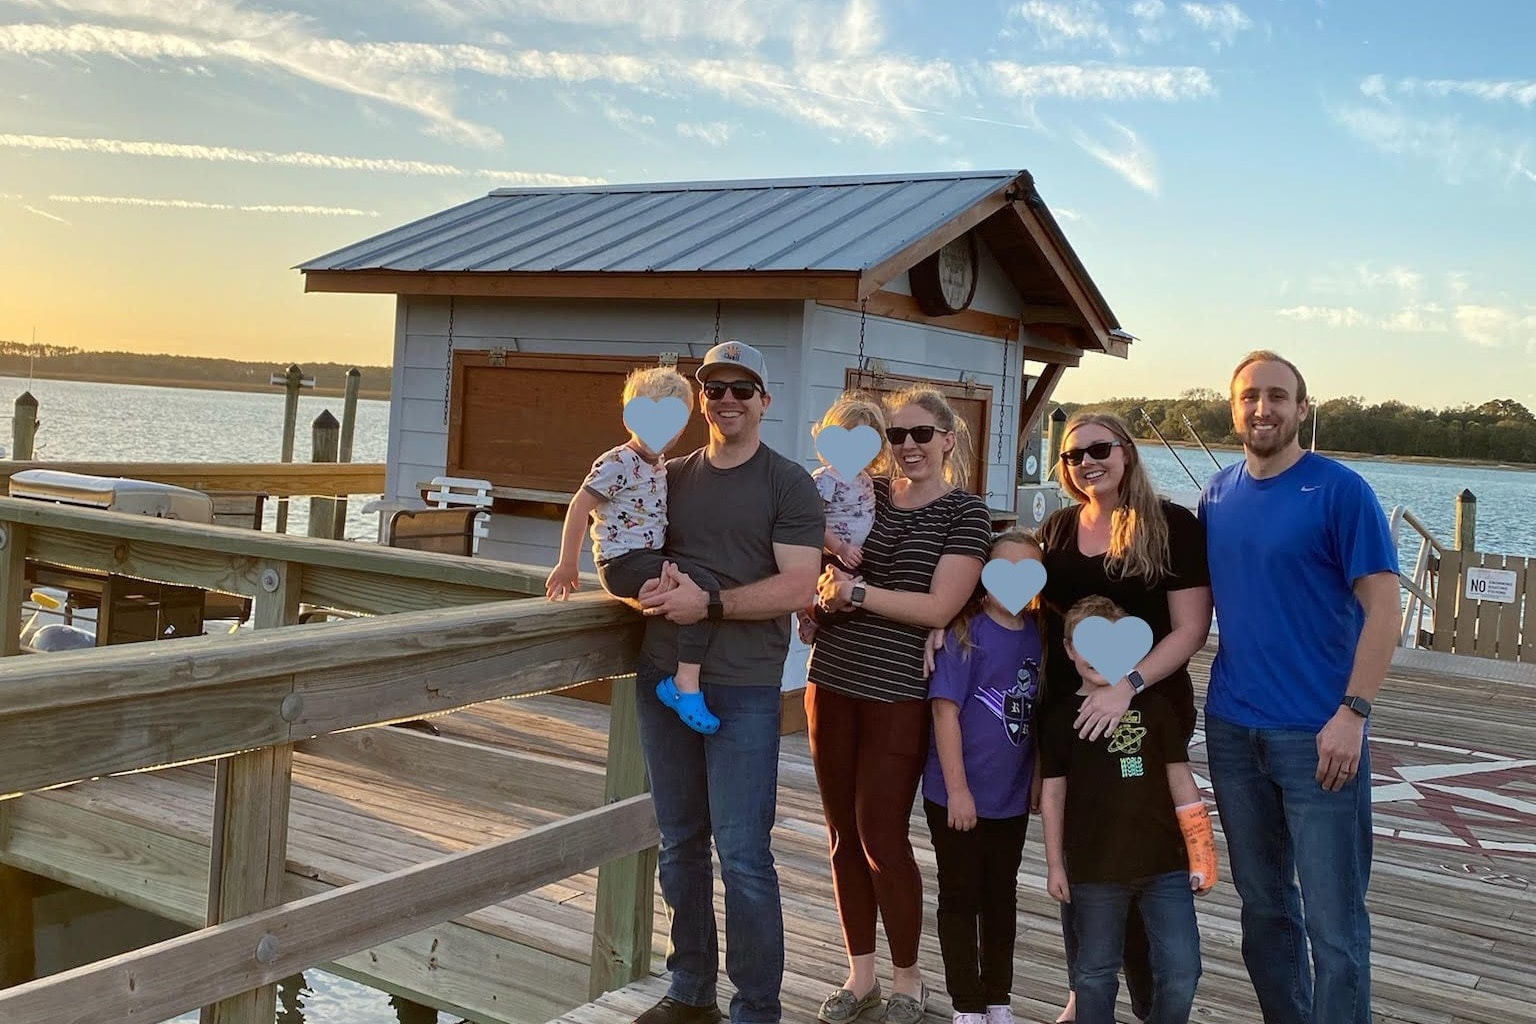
[813,465,876,548]
[582,443,667,562]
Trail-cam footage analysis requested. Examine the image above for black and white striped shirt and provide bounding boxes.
[808,477,993,702]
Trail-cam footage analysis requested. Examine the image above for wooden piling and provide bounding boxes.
[275,365,305,534]
[588,676,657,998]
[0,851,36,987]
[333,368,362,540]
[1455,489,1477,551]
[11,393,38,462]
[307,411,340,540]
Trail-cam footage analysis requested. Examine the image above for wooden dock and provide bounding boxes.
[5,638,1531,1024]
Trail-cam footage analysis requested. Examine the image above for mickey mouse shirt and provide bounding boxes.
[581,443,667,563]
[921,613,1043,820]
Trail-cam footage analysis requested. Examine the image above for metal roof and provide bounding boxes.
[299,170,1022,274]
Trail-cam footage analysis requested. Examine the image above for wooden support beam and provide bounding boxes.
[1005,203,1117,353]
[0,795,658,1024]
[589,677,657,997]
[0,462,384,499]
[296,729,605,818]
[0,596,642,797]
[0,522,26,659]
[0,801,36,988]
[203,561,301,1024]
[1018,304,1084,326]
[1019,363,1067,450]
[819,292,1018,342]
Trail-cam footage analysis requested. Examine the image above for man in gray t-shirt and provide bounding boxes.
[629,340,822,1024]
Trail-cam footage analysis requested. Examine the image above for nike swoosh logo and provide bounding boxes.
[1301,485,1320,492]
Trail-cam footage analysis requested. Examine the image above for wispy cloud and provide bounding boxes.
[989,62,1213,102]
[22,204,70,224]
[47,194,380,216]
[0,132,602,184]
[1455,305,1536,349]
[1331,104,1533,188]
[677,121,733,146]
[1009,1,1122,54]
[1129,0,1169,43]
[1276,305,1368,328]
[1180,3,1252,47]
[1368,75,1536,108]
[1075,118,1159,195]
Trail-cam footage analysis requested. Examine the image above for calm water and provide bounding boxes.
[10,377,1532,1023]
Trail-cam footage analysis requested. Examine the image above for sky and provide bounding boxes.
[1,0,1533,409]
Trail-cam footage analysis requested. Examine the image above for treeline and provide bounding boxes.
[0,341,391,398]
[1060,390,1536,465]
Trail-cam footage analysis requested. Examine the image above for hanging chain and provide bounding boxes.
[714,300,722,346]
[855,298,868,386]
[442,296,456,426]
[997,328,1009,466]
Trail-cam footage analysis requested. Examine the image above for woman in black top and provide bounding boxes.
[806,386,993,1024]
[1038,411,1212,1023]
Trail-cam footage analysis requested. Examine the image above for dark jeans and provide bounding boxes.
[600,549,719,665]
[634,658,784,1023]
[1072,871,1202,1024]
[922,800,1029,1013]
[1061,899,1153,1017]
[1205,715,1373,1024]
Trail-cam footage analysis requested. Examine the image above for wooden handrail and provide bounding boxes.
[0,795,659,1024]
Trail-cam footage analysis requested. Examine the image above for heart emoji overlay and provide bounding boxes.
[623,396,690,454]
[815,423,883,481]
[1072,615,1154,688]
[981,558,1047,616]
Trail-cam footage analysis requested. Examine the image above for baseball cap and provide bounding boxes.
[696,340,768,391]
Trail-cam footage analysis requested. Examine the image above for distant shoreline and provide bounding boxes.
[1159,440,1536,474]
[1,370,391,402]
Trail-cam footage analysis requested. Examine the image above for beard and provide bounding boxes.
[1242,415,1302,456]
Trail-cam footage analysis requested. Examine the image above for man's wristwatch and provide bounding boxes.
[706,589,724,622]
[1126,669,1148,695]
[1340,695,1372,719]
[849,583,867,609]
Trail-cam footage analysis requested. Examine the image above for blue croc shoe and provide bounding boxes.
[655,676,720,734]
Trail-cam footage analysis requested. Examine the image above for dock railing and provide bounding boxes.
[1389,504,1446,649]
[0,495,657,1024]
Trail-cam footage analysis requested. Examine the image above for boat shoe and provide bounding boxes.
[817,982,882,1024]
[880,983,928,1024]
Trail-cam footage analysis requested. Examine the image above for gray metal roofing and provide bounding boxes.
[299,170,1023,274]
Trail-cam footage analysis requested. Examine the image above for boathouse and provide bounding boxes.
[300,169,1131,692]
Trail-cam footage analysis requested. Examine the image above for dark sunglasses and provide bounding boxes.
[1060,440,1126,466]
[886,425,945,445]
[701,380,762,401]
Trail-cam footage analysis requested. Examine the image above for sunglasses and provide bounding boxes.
[885,425,944,445]
[701,380,762,401]
[1060,440,1126,466]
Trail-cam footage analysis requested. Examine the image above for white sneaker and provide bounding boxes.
[952,1014,987,1024]
[985,1006,1015,1024]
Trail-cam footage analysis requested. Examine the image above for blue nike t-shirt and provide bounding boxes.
[1199,452,1398,731]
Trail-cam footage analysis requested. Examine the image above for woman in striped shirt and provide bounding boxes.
[806,386,994,1024]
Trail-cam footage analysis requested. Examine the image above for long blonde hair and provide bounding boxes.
[947,529,1042,660]
[883,386,974,491]
[1052,411,1171,582]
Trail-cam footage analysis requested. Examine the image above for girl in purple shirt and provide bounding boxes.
[923,529,1044,1024]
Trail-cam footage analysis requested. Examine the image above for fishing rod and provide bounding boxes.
[1138,407,1201,489]
[1180,413,1223,470]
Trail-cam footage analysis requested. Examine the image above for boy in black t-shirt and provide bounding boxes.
[1040,596,1217,1024]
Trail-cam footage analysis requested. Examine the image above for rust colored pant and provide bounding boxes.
[805,682,930,967]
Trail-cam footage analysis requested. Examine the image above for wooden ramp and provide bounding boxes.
[4,644,1534,1024]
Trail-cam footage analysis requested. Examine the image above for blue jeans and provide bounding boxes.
[1204,714,1373,1024]
[635,659,784,1023]
[1071,871,1201,1024]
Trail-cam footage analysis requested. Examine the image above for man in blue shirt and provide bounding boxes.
[1199,351,1400,1024]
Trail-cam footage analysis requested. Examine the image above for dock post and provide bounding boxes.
[308,411,340,540]
[200,560,300,1024]
[588,675,657,998]
[1046,406,1067,479]
[1454,489,1477,551]
[275,365,306,533]
[11,392,38,461]
[333,368,362,539]
[0,522,27,660]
